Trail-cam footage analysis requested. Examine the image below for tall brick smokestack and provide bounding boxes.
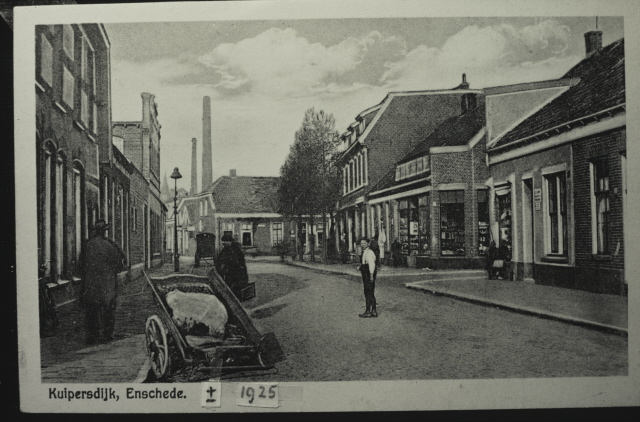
[202,96,213,189]
[190,137,198,196]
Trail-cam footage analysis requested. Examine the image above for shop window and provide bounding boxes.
[591,159,610,254]
[418,194,430,255]
[477,190,490,256]
[440,190,465,256]
[545,172,568,255]
[398,199,409,254]
[496,192,512,257]
[62,66,75,109]
[272,222,283,246]
[39,33,53,86]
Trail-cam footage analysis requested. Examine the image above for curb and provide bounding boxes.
[406,283,628,337]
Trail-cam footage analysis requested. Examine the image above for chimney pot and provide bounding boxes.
[584,30,603,57]
[230,169,237,177]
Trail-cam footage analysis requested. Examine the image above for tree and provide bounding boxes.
[277,108,341,262]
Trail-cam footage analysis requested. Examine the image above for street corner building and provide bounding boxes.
[335,74,489,269]
[35,23,167,306]
[484,33,626,294]
[170,170,305,259]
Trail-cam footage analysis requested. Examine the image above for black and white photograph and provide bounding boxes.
[14,0,640,413]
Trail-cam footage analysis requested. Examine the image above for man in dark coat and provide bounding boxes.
[215,234,249,293]
[79,219,126,344]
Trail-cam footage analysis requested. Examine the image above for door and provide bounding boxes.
[522,178,535,281]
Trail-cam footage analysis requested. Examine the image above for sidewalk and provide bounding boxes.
[286,259,628,336]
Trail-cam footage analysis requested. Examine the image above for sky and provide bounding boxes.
[104,16,624,193]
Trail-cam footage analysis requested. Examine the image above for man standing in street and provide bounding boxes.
[79,219,126,344]
[356,237,377,318]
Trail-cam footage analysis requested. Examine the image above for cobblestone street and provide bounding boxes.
[40,260,627,383]
[240,263,627,382]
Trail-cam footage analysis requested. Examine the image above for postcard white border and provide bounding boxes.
[15,0,640,412]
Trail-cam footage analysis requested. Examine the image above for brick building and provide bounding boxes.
[335,76,484,263]
[35,23,111,303]
[113,93,166,270]
[485,34,626,294]
[366,100,488,269]
[176,170,327,257]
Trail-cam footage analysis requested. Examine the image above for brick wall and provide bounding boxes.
[128,168,148,267]
[572,128,625,276]
[113,123,142,173]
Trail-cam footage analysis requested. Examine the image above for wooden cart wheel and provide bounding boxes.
[145,315,170,380]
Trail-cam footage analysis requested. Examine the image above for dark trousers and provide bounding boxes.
[84,299,117,343]
[361,267,377,311]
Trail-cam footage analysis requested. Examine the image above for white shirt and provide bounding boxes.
[361,247,376,274]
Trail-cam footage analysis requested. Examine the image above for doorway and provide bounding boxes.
[522,178,535,281]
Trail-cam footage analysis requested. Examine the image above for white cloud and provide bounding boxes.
[382,20,580,90]
[199,28,398,98]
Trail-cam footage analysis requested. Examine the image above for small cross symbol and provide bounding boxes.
[207,386,216,397]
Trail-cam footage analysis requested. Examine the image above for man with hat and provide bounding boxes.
[79,219,126,344]
[215,234,249,294]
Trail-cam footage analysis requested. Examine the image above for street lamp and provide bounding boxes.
[170,167,182,272]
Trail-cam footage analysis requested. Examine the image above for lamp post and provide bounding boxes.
[170,167,182,272]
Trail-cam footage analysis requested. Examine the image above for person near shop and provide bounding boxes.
[391,238,403,267]
[496,240,512,280]
[79,219,126,344]
[215,234,249,293]
[356,237,378,318]
[486,240,497,279]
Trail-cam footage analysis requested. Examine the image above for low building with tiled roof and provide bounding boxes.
[178,170,331,257]
[484,32,626,294]
[335,75,485,257]
[365,103,488,269]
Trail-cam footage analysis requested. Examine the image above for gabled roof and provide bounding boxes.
[337,88,483,162]
[367,106,484,196]
[400,105,485,163]
[203,176,280,214]
[492,38,625,149]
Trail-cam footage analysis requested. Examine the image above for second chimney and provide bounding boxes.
[190,137,198,196]
[584,30,602,57]
[230,169,237,177]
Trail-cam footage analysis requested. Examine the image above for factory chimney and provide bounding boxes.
[191,137,198,196]
[202,96,213,190]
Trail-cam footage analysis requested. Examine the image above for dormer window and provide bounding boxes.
[395,156,429,182]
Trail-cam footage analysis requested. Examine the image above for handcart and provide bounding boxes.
[143,269,284,381]
[194,232,216,268]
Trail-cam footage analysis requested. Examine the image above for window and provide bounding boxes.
[43,145,54,277]
[39,33,53,86]
[223,222,234,240]
[440,190,465,256]
[204,200,208,216]
[349,161,354,191]
[343,166,347,194]
[591,159,610,254]
[272,222,284,246]
[81,36,92,83]
[363,149,368,184]
[92,103,98,134]
[63,25,74,59]
[241,222,252,246]
[199,201,203,216]
[62,66,74,108]
[81,91,89,126]
[73,167,83,266]
[477,190,490,256]
[55,154,65,278]
[545,172,568,255]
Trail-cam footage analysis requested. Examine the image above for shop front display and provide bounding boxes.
[497,191,512,256]
[418,194,430,255]
[440,190,465,256]
[477,190,490,256]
